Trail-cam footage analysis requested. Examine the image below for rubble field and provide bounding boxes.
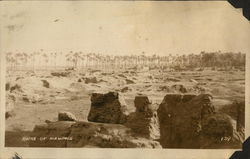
[5,68,245,148]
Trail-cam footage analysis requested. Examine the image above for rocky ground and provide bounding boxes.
[5,67,245,148]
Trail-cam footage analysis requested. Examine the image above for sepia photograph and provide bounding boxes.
[0,0,250,158]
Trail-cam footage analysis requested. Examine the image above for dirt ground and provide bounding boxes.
[5,68,245,147]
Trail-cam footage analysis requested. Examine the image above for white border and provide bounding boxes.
[0,1,249,159]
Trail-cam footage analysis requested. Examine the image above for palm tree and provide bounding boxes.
[66,51,73,68]
[72,52,80,68]
[86,53,91,68]
[42,53,49,70]
[79,51,85,68]
[50,52,54,68]
[15,52,23,70]
[21,52,28,70]
[54,52,57,69]
[6,52,13,70]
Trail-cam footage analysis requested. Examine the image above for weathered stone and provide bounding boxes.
[171,84,187,93]
[51,72,70,77]
[29,121,75,147]
[41,80,50,88]
[85,77,97,84]
[200,113,242,148]
[6,82,10,91]
[125,79,135,84]
[118,74,126,78]
[202,114,234,138]
[90,70,101,73]
[22,97,30,102]
[134,96,151,112]
[157,94,215,148]
[164,77,181,82]
[58,111,77,121]
[5,111,14,119]
[88,92,129,124]
[29,121,162,148]
[236,101,245,132]
[121,87,129,93]
[158,86,170,92]
[16,76,25,81]
[78,78,82,82]
[217,100,245,138]
[125,96,160,140]
[158,94,242,149]
[10,84,22,93]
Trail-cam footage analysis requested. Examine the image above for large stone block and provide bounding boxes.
[29,121,75,147]
[200,113,242,148]
[87,92,129,124]
[29,121,162,148]
[58,111,77,121]
[157,94,215,148]
[125,96,160,140]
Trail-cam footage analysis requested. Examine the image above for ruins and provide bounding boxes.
[27,92,244,148]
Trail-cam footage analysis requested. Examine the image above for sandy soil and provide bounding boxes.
[5,68,245,147]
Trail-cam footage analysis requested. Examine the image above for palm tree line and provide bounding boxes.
[5,50,246,71]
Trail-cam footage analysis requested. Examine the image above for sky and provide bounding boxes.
[1,1,250,56]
